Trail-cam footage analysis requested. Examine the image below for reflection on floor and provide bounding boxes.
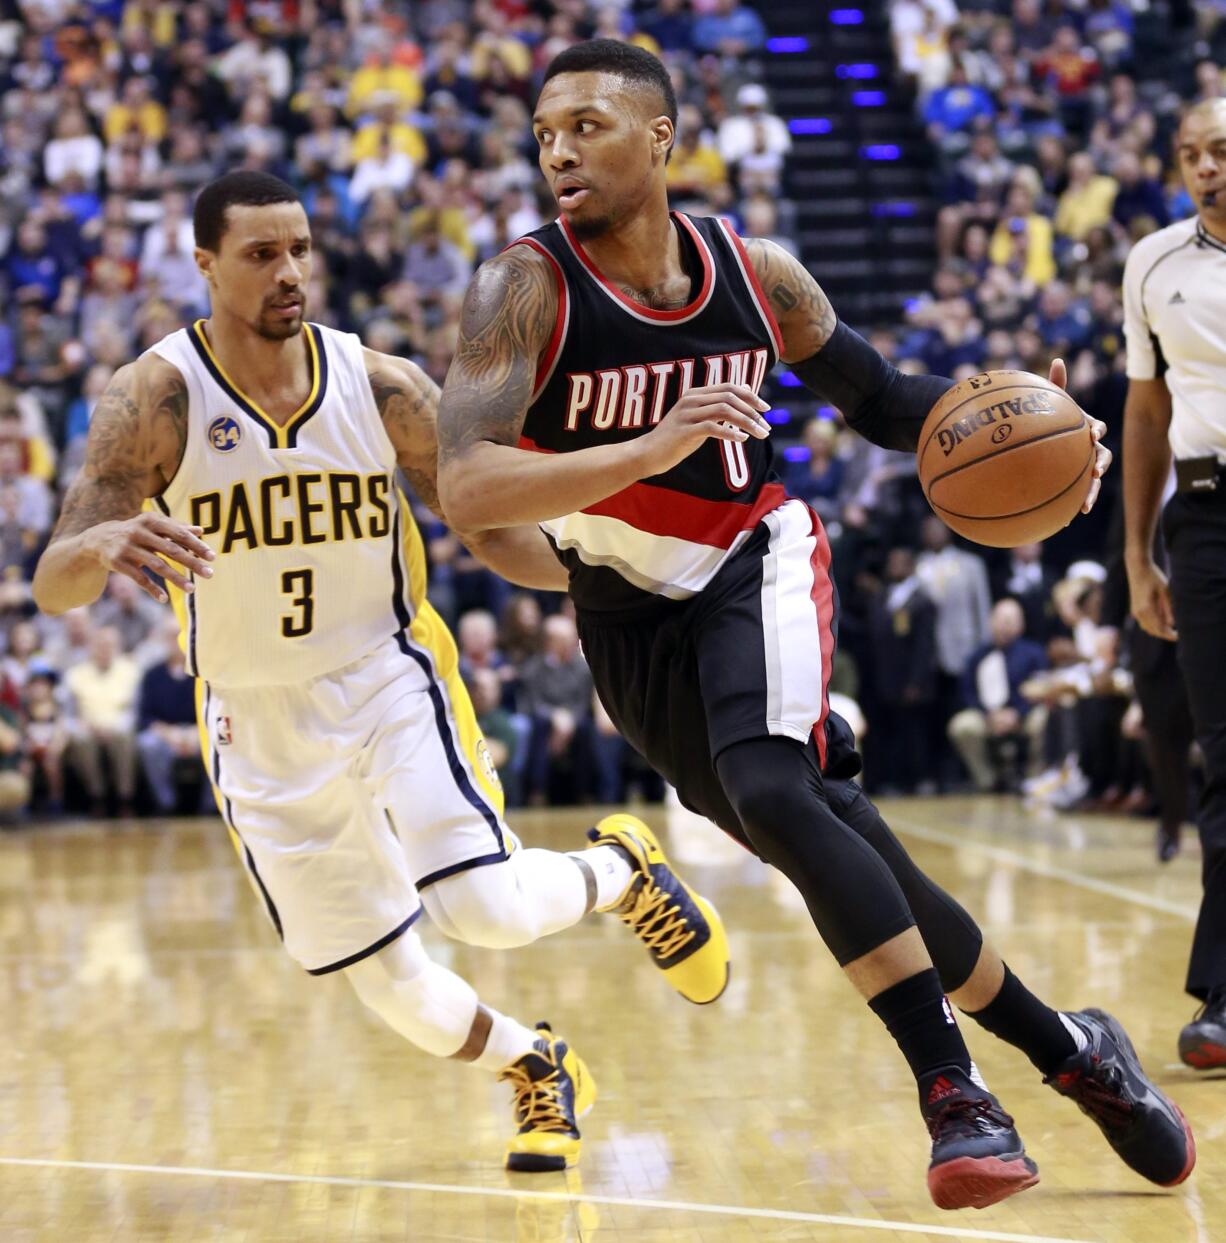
[0,796,1220,1242]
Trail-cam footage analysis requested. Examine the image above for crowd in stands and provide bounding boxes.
[804,0,1208,846]
[0,0,1210,843]
[0,0,779,818]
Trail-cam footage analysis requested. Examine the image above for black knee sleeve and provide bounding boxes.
[715,737,915,965]
[833,784,984,991]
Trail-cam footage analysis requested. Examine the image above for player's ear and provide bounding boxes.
[651,115,674,164]
[195,247,216,283]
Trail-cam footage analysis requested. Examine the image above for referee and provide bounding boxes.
[1123,97,1226,1070]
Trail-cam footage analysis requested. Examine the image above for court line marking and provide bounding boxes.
[0,1156,1097,1243]
[888,815,1199,922]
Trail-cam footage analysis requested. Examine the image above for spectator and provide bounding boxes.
[786,418,845,523]
[0,439,52,539]
[499,593,542,668]
[519,614,595,805]
[65,625,140,816]
[716,84,791,194]
[995,543,1057,640]
[641,0,694,53]
[988,173,1056,285]
[213,23,293,102]
[348,45,423,117]
[349,132,417,206]
[136,620,205,815]
[93,573,158,655]
[1055,152,1119,240]
[2,619,43,691]
[457,608,506,680]
[103,75,167,144]
[1111,150,1169,230]
[402,211,472,302]
[924,62,996,150]
[0,687,28,821]
[466,665,524,804]
[42,606,92,673]
[948,599,1049,792]
[915,515,992,764]
[692,0,767,56]
[865,547,939,795]
[667,103,728,201]
[43,107,104,189]
[24,663,68,815]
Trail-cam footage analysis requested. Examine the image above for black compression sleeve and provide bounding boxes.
[789,320,956,453]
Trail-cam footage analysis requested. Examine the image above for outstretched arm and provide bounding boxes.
[32,357,214,615]
[744,237,1110,509]
[436,246,770,530]
[366,348,568,590]
[744,237,955,452]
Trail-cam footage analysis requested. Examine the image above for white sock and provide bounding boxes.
[968,1060,989,1090]
[475,1008,541,1072]
[1058,1012,1089,1053]
[572,843,634,910]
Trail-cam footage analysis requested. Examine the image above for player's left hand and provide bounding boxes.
[1047,357,1111,514]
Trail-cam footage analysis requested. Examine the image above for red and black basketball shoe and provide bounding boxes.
[1045,1008,1196,1186]
[1178,987,1226,1071]
[923,1071,1040,1210]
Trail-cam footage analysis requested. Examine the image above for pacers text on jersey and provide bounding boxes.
[188,471,393,554]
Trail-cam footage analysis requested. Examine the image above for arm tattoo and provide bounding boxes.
[437,247,555,466]
[150,373,189,480]
[743,237,837,360]
[368,359,446,521]
[49,364,177,542]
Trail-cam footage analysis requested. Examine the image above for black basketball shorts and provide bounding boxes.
[578,498,860,845]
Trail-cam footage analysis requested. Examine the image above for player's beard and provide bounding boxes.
[255,310,305,341]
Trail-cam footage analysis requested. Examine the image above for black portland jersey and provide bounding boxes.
[513,212,788,612]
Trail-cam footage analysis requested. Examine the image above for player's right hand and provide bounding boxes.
[642,382,771,474]
[1127,558,1177,641]
[85,512,215,604]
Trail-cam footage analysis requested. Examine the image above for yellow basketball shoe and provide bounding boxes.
[587,813,731,1005]
[499,1022,596,1173]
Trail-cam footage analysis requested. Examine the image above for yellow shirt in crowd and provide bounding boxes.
[1055,176,1119,240]
[66,657,140,732]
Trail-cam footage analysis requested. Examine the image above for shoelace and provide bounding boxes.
[1056,1060,1135,1132]
[927,1097,1015,1142]
[497,1060,574,1135]
[617,876,696,959]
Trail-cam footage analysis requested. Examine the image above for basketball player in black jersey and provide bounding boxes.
[437,40,1194,1210]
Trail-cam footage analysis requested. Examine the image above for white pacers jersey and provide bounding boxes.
[148,321,423,688]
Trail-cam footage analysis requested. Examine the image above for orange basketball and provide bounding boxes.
[915,370,1095,548]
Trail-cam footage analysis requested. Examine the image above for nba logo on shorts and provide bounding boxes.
[476,739,501,789]
[217,716,233,746]
[208,415,242,453]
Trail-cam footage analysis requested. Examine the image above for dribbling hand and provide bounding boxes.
[85,512,215,604]
[643,382,771,474]
[1046,358,1112,514]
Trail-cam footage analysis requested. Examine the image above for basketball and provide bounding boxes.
[915,370,1096,548]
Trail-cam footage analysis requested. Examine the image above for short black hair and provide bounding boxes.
[541,38,678,130]
[193,171,300,251]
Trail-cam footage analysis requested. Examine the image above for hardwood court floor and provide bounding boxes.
[0,796,1222,1243]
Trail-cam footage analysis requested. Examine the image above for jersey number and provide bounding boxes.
[280,569,315,638]
[721,438,750,490]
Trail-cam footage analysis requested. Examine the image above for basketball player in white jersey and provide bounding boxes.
[31,170,730,1173]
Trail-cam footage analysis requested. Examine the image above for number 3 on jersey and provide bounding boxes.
[280,569,315,638]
